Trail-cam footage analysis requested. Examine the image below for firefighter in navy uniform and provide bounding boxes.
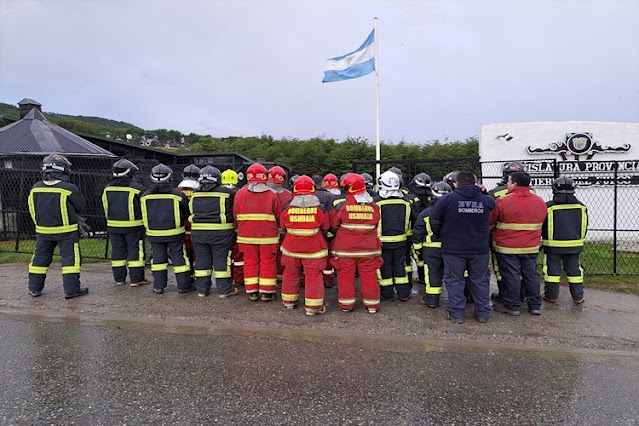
[313,174,337,288]
[542,176,588,304]
[412,181,452,308]
[102,159,150,287]
[408,172,433,284]
[141,164,194,294]
[177,164,200,281]
[222,169,245,288]
[189,166,238,298]
[361,173,377,197]
[27,154,88,299]
[374,170,414,301]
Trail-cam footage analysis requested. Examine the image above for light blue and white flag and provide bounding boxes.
[322,29,375,83]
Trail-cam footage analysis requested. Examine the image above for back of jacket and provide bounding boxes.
[373,194,413,248]
[141,183,190,239]
[189,184,235,231]
[233,186,282,244]
[102,178,147,234]
[542,193,588,254]
[330,197,381,256]
[28,180,85,235]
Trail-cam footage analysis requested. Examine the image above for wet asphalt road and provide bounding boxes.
[1,317,638,425]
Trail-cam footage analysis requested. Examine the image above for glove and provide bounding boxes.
[77,215,91,238]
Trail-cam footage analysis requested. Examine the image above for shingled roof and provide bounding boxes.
[0,107,115,157]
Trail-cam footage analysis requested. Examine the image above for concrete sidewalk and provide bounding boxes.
[1,262,637,354]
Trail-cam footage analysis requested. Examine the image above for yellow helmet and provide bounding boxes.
[221,169,239,185]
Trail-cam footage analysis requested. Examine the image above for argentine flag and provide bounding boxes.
[322,30,375,83]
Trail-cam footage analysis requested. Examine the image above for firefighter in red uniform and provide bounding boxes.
[280,175,331,315]
[330,173,382,313]
[268,166,293,284]
[233,163,283,301]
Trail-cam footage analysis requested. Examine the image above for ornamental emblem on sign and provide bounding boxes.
[527,132,630,160]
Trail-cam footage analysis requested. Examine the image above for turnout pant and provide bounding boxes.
[543,252,584,301]
[109,228,146,283]
[422,247,444,306]
[232,242,244,286]
[281,256,326,312]
[192,230,234,296]
[442,253,491,320]
[379,245,410,300]
[149,236,192,291]
[332,256,381,312]
[496,252,542,311]
[28,232,82,295]
[239,243,278,295]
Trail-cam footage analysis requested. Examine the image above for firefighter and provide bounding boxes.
[268,166,293,284]
[102,159,150,287]
[323,173,341,196]
[177,164,200,281]
[408,172,433,284]
[374,170,414,301]
[27,154,88,299]
[542,176,588,304]
[330,173,382,313]
[189,166,238,298]
[141,164,194,294]
[280,175,331,315]
[233,163,283,302]
[313,174,337,288]
[412,181,452,308]
[221,169,244,288]
[361,172,377,197]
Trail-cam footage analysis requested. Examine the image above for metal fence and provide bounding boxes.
[355,157,639,275]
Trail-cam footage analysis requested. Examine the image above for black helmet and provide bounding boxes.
[552,175,575,194]
[411,173,431,191]
[361,173,374,188]
[199,165,221,184]
[443,171,460,190]
[182,164,200,180]
[42,153,71,180]
[112,159,138,178]
[289,174,300,186]
[387,167,404,185]
[431,181,452,198]
[502,161,525,179]
[150,163,173,183]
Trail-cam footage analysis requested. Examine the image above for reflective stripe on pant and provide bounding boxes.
[333,256,381,311]
[322,257,335,285]
[543,252,584,301]
[239,243,278,294]
[193,232,234,295]
[442,253,491,319]
[422,248,443,306]
[232,242,244,285]
[150,238,191,291]
[379,245,410,300]
[109,228,146,282]
[28,232,82,295]
[495,252,541,310]
[281,256,325,310]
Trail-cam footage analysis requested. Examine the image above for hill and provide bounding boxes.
[0,102,139,129]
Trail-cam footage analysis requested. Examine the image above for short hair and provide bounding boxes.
[509,171,531,187]
[456,171,476,186]
[312,174,323,187]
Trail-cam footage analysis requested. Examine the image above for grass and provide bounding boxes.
[583,275,639,296]
[0,238,110,263]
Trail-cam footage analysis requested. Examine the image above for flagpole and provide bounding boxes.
[374,17,381,185]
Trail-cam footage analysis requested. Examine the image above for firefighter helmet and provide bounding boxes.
[150,163,173,183]
[502,161,525,178]
[342,173,366,196]
[42,153,71,180]
[411,173,432,191]
[292,175,316,196]
[431,181,453,198]
[182,164,200,180]
[378,170,401,191]
[552,175,576,194]
[361,172,374,188]
[289,174,300,186]
[387,167,404,185]
[112,159,138,178]
[444,171,460,190]
[322,173,339,189]
[268,166,287,185]
[221,169,238,185]
[199,165,221,184]
[246,163,267,184]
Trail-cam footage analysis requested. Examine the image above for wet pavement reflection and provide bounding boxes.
[1,317,637,425]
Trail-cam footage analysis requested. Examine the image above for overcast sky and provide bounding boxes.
[1,0,638,144]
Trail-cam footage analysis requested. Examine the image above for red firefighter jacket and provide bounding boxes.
[233,186,282,245]
[489,186,547,254]
[330,197,382,257]
[280,203,330,259]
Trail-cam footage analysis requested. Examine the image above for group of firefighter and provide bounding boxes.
[27,154,588,322]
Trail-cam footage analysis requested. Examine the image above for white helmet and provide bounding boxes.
[378,170,401,191]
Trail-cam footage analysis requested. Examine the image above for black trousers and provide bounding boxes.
[380,244,410,300]
[149,236,191,291]
[495,252,541,311]
[28,232,82,295]
[109,228,146,283]
[192,230,235,295]
[543,252,584,301]
[422,247,443,306]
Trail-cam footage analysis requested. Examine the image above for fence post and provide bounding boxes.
[613,161,618,275]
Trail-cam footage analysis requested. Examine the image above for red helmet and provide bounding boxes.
[268,166,286,184]
[246,163,267,184]
[342,173,366,196]
[322,173,339,189]
[293,175,316,196]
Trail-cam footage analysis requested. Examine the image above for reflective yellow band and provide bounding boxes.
[282,293,299,302]
[286,228,319,236]
[493,244,540,254]
[542,239,584,247]
[423,242,442,248]
[62,266,81,274]
[413,243,423,250]
[567,275,583,284]
[151,262,168,271]
[214,270,232,278]
[36,224,78,234]
[339,298,356,305]
[281,247,328,259]
[236,214,276,221]
[237,236,280,244]
[545,276,561,283]
[305,298,324,306]
[395,276,410,284]
[29,265,48,274]
[331,249,381,257]
[380,234,407,243]
[245,277,259,285]
[378,278,393,286]
[146,227,185,237]
[111,260,127,267]
[495,222,543,230]
[174,264,191,274]
[107,219,144,227]
[129,260,145,268]
[405,265,413,273]
[194,269,212,277]
[340,224,376,230]
[363,298,380,306]
[425,285,442,295]
[191,223,235,231]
